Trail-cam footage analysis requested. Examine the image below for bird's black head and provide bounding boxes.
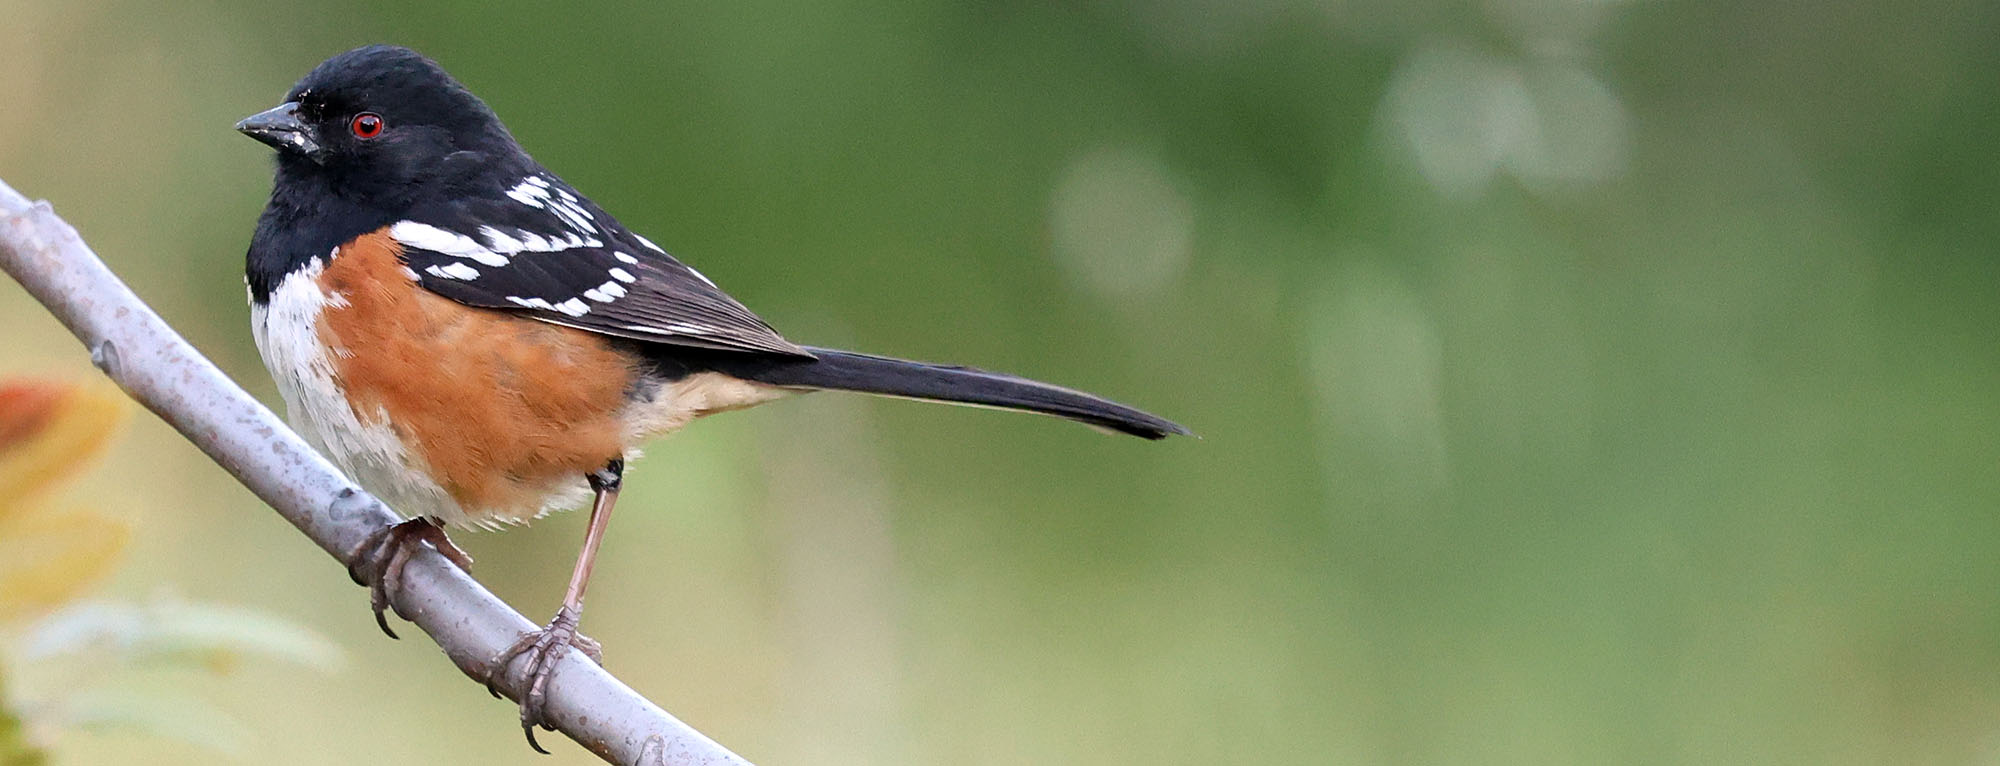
[237,45,518,205]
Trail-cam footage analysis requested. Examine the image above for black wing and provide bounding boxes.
[391,171,809,357]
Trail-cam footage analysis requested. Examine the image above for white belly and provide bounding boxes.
[250,259,466,524]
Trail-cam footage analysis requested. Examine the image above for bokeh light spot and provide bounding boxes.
[1049,145,1196,304]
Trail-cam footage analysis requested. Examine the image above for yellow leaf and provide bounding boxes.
[0,502,132,622]
[0,379,130,514]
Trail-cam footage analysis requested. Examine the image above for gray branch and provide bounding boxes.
[0,176,752,766]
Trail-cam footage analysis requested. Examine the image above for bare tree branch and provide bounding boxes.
[0,176,753,766]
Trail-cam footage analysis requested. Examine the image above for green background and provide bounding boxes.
[3,0,1998,763]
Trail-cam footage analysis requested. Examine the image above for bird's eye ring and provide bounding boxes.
[350,112,384,139]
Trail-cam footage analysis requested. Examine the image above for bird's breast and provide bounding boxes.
[250,230,640,528]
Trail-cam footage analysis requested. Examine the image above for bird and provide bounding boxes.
[236,44,1186,752]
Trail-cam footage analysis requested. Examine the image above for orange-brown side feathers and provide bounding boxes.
[316,230,636,521]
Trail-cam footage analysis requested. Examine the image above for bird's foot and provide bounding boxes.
[484,604,602,754]
[345,517,473,639]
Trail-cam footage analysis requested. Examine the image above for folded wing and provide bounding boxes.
[392,172,810,357]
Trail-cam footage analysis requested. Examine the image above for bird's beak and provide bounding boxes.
[235,102,321,156]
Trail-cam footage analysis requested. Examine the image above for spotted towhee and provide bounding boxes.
[238,44,1185,750]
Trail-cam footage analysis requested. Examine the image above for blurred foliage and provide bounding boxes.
[10,598,344,758]
[2,0,1998,764]
[0,380,131,623]
[0,378,339,761]
[0,692,40,766]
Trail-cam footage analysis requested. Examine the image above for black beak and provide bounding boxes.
[235,102,321,156]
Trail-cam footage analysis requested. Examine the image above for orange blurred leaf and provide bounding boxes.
[0,379,128,516]
[0,377,132,622]
[0,384,64,449]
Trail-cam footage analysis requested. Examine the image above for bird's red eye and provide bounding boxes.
[350,112,384,139]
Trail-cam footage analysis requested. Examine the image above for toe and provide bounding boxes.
[484,630,541,699]
[344,526,391,585]
[574,634,604,665]
[429,530,475,571]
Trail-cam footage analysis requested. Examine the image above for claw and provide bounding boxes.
[482,604,601,753]
[343,517,471,639]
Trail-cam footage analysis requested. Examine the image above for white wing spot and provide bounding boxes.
[390,222,511,267]
[396,218,604,271]
[615,252,640,264]
[608,267,637,283]
[506,177,553,208]
[504,294,591,316]
[424,262,481,280]
[633,235,666,254]
[619,322,719,337]
[548,198,596,233]
[481,226,526,253]
[506,296,556,311]
[582,279,629,303]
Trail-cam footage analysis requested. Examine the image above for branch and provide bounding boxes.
[0,177,753,766]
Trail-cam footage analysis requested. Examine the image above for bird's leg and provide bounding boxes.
[346,515,473,639]
[486,457,622,754]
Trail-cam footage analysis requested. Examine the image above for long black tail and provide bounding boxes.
[705,347,1189,439]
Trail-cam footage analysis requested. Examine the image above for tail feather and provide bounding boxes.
[710,347,1189,439]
